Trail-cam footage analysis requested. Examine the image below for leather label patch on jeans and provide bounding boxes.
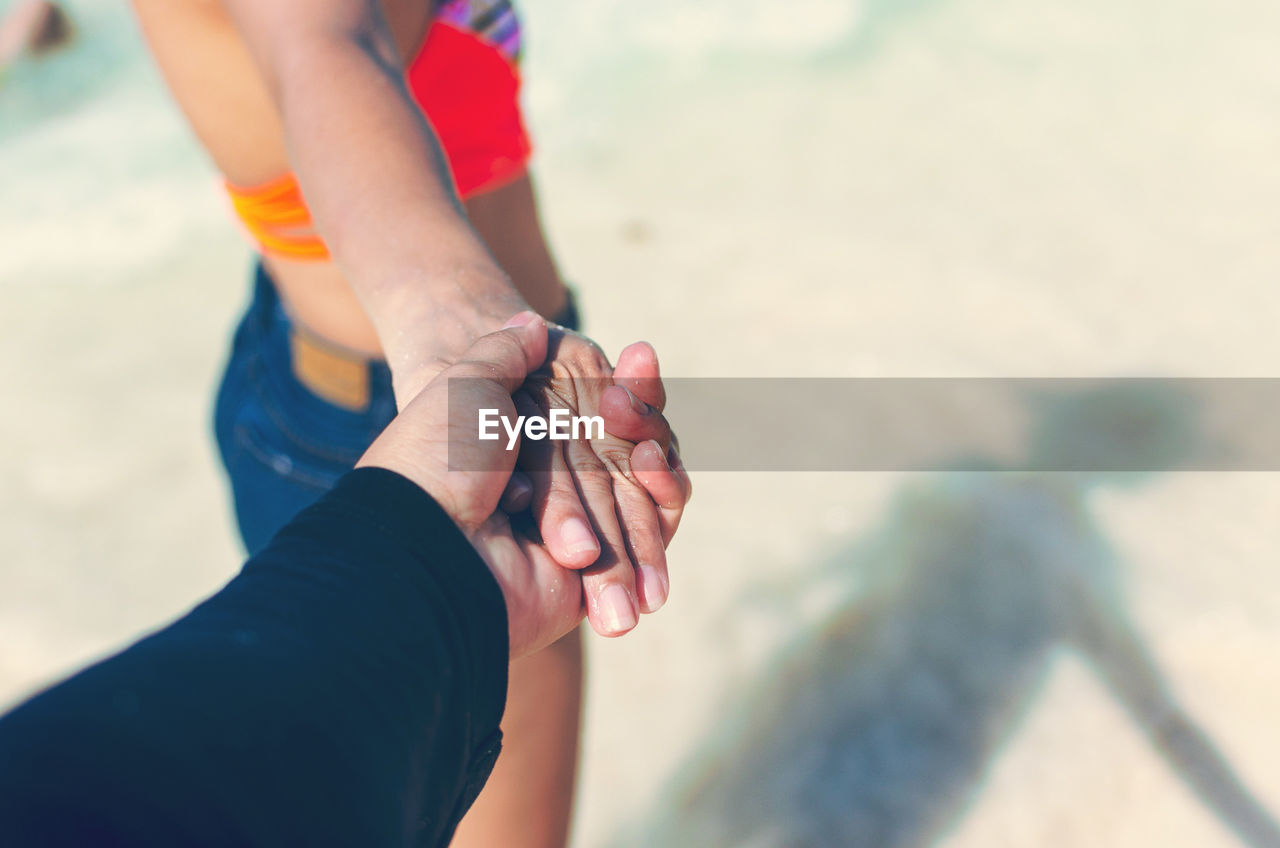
[290,330,371,412]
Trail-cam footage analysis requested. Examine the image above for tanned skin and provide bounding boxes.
[131,2,688,845]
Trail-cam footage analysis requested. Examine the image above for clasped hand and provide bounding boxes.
[359,312,690,656]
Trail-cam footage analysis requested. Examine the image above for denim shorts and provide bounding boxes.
[213,261,579,554]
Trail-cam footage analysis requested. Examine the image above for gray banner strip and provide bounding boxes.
[448,378,1280,472]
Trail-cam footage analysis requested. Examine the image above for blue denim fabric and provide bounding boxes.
[213,261,581,555]
[213,264,398,555]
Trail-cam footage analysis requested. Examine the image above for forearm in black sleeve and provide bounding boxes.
[0,467,508,848]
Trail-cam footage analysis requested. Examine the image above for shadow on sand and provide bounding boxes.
[623,384,1280,848]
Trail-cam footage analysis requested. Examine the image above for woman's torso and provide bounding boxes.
[132,0,438,355]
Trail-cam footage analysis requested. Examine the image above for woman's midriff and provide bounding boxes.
[264,256,386,357]
[134,0,559,358]
[263,173,570,360]
[131,0,438,358]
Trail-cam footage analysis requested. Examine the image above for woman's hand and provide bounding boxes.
[514,329,690,636]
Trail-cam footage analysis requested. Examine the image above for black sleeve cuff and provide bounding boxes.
[287,466,510,739]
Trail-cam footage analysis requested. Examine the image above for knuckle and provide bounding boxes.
[576,473,615,503]
[566,332,608,361]
[524,373,573,406]
[553,335,609,372]
[548,473,581,499]
[626,519,663,555]
[565,445,608,476]
[585,573,633,597]
[448,360,496,383]
[620,493,661,535]
[586,438,642,482]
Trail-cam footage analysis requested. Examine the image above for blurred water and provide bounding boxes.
[0,0,894,286]
[0,1,143,139]
[0,0,880,140]
[0,0,887,156]
[521,0,938,155]
[0,2,226,287]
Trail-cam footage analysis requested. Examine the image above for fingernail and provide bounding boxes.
[502,310,538,329]
[638,564,668,613]
[623,387,651,415]
[560,517,600,559]
[647,440,671,470]
[598,584,638,634]
[643,342,660,374]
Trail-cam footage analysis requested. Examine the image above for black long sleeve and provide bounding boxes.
[0,468,508,848]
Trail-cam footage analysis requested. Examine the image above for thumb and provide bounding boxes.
[612,340,665,411]
[445,311,548,391]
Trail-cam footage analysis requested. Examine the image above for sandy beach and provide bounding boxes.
[2,0,1278,845]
